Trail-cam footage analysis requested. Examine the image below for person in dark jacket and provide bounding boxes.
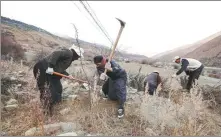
[93,55,127,118]
[33,45,84,115]
[172,56,204,91]
[144,70,162,95]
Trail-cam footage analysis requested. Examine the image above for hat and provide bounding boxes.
[153,70,159,73]
[173,56,180,62]
[69,44,84,58]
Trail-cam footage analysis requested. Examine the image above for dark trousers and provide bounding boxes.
[102,77,127,109]
[186,65,204,90]
[33,62,62,115]
[148,83,157,95]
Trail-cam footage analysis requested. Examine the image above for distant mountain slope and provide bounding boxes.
[1,16,56,37]
[185,34,221,67]
[185,35,221,59]
[151,43,201,62]
[151,31,221,67]
[1,16,148,62]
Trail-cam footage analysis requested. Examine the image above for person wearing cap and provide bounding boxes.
[143,70,162,95]
[93,55,127,118]
[172,56,204,91]
[33,44,84,115]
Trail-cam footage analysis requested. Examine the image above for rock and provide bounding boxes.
[87,134,98,136]
[18,71,25,77]
[62,81,69,90]
[128,88,137,94]
[65,87,74,93]
[62,93,70,100]
[82,83,90,90]
[137,91,145,96]
[72,82,80,87]
[1,131,7,136]
[4,104,18,111]
[25,123,61,136]
[18,74,23,77]
[79,87,89,93]
[44,123,62,134]
[57,132,77,136]
[18,71,25,74]
[60,108,71,115]
[6,98,18,105]
[60,122,78,132]
[17,84,22,87]
[76,130,86,136]
[63,85,79,97]
[10,76,17,81]
[67,95,78,101]
[25,127,37,136]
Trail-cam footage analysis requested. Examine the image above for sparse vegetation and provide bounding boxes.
[1,31,25,61]
[140,59,156,66]
[1,15,221,136]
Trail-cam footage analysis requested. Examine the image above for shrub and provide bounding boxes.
[140,59,156,65]
[1,31,25,60]
[208,73,221,79]
[140,59,148,64]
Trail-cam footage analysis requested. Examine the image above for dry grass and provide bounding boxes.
[140,84,221,136]
[1,60,221,136]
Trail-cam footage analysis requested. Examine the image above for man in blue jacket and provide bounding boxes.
[93,55,127,118]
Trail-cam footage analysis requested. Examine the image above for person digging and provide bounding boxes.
[33,44,84,116]
[144,70,162,95]
[172,56,204,91]
[93,55,127,118]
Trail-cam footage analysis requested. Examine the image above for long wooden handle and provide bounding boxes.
[104,18,126,74]
[53,72,88,83]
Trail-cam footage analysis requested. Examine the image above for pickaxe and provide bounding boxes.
[104,18,126,74]
[53,72,88,83]
[92,18,126,103]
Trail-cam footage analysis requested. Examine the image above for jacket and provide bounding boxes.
[144,72,162,88]
[176,58,202,75]
[37,48,75,76]
[96,60,127,80]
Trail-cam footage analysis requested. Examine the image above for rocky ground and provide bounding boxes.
[1,60,221,136]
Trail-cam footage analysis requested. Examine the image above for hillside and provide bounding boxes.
[152,31,221,67]
[185,35,221,67]
[151,43,201,62]
[1,16,148,62]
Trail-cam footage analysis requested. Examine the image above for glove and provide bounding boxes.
[105,62,112,71]
[171,74,177,78]
[100,73,108,80]
[46,67,54,75]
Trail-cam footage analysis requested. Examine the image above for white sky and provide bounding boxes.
[1,1,221,57]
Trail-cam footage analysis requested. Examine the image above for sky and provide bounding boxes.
[1,1,221,57]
